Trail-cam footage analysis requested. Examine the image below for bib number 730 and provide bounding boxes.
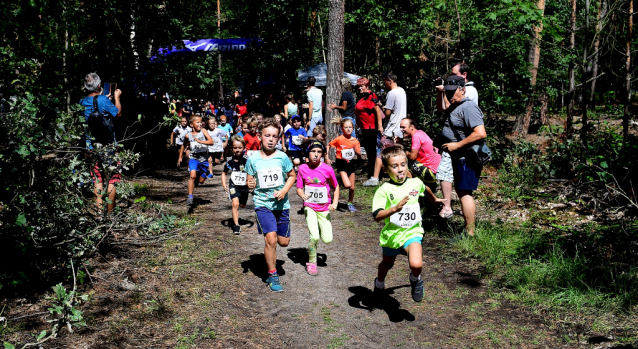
[389,204,422,228]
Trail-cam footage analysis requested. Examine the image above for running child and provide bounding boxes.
[243,116,261,158]
[171,116,191,167]
[296,139,338,276]
[311,125,330,164]
[218,114,233,157]
[245,118,296,292]
[221,135,250,235]
[273,114,286,152]
[207,118,227,177]
[284,115,307,171]
[179,115,215,206]
[328,118,361,212]
[372,145,445,302]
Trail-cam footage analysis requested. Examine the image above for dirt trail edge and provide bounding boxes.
[59,166,578,348]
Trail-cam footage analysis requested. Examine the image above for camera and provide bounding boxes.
[431,77,443,87]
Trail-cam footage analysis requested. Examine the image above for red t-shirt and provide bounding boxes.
[236,105,247,116]
[244,133,261,150]
[355,93,378,129]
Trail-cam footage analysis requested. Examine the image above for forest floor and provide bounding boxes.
[2,161,634,348]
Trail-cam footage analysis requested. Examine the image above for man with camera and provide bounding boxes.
[80,73,122,213]
[434,63,479,220]
[436,75,486,239]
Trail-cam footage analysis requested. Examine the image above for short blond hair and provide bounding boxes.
[230,135,245,147]
[381,145,407,167]
[258,117,282,137]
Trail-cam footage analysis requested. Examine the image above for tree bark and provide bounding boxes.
[453,0,463,60]
[515,0,546,135]
[589,0,606,105]
[217,0,224,100]
[565,0,577,134]
[326,0,345,159]
[581,0,591,143]
[623,0,633,139]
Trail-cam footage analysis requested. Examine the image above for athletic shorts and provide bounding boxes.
[188,159,209,178]
[228,185,249,206]
[335,159,355,176]
[255,207,291,237]
[289,150,304,161]
[436,151,454,183]
[381,236,423,257]
[210,152,224,161]
[453,158,481,191]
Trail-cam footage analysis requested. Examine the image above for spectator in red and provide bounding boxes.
[354,77,384,178]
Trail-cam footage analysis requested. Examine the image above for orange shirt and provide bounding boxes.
[244,133,261,150]
[329,135,361,160]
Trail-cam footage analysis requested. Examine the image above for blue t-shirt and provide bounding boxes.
[218,124,233,137]
[79,95,119,149]
[284,127,308,151]
[245,151,293,210]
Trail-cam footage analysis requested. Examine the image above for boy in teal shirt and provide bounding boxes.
[246,118,296,292]
[372,145,445,302]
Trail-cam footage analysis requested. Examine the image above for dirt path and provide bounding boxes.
[30,164,583,348]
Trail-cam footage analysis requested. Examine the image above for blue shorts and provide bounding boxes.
[453,158,481,191]
[255,207,291,238]
[382,236,423,257]
[188,159,209,178]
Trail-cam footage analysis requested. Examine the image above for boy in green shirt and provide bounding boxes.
[372,145,445,302]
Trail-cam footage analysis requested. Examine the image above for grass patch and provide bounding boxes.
[452,220,638,316]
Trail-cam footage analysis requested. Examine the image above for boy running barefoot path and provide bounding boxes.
[179,116,215,206]
[296,140,339,276]
[372,145,445,302]
[246,118,296,292]
[222,135,250,235]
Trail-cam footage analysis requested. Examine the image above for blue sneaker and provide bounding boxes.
[266,275,283,292]
[348,203,357,212]
[207,173,214,179]
[410,277,424,302]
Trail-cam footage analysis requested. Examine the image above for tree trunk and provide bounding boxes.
[624,0,633,139]
[515,0,546,135]
[565,0,577,134]
[581,0,591,143]
[453,0,463,60]
[326,0,345,159]
[589,0,606,105]
[217,0,224,100]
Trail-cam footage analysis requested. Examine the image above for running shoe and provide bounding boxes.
[207,173,214,179]
[232,225,241,235]
[410,277,424,302]
[306,263,318,276]
[266,275,283,292]
[363,177,379,186]
[186,196,194,206]
[348,203,357,212]
[373,277,385,294]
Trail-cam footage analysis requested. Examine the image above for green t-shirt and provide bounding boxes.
[372,178,425,249]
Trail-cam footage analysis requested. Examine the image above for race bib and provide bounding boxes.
[245,150,258,158]
[257,167,283,188]
[304,186,328,204]
[292,136,302,145]
[341,148,355,160]
[389,204,422,228]
[190,139,207,152]
[231,171,247,186]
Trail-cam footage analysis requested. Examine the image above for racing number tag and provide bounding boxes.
[257,167,283,188]
[304,186,328,204]
[341,148,355,160]
[389,204,422,228]
[231,171,247,186]
[292,136,302,145]
[245,150,258,158]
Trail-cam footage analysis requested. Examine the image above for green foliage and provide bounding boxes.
[495,141,550,200]
[47,283,90,330]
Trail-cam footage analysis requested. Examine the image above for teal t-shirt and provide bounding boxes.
[245,150,293,210]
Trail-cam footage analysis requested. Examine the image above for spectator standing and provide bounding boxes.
[381,72,407,141]
[400,119,441,193]
[354,77,384,179]
[438,75,486,237]
[306,76,323,136]
[283,94,298,120]
[328,77,356,123]
[435,63,479,219]
[79,73,122,213]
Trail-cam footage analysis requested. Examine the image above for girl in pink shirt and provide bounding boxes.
[296,140,339,276]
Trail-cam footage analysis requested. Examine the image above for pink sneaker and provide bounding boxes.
[306,263,318,276]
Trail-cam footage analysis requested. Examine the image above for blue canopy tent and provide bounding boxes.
[297,63,360,87]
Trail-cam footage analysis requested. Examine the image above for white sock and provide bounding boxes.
[409,273,421,282]
[375,278,385,289]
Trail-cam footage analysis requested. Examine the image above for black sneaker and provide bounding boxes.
[186,196,194,206]
[410,277,424,302]
[373,277,385,294]
[232,225,241,235]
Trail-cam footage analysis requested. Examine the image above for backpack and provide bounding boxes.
[85,96,116,146]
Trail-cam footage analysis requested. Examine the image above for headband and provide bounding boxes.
[306,140,326,154]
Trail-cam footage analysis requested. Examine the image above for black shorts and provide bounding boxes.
[335,159,356,176]
[288,150,304,161]
[228,185,249,206]
[211,152,223,161]
[409,160,438,193]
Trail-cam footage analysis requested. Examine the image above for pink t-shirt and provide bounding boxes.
[411,130,441,173]
[296,162,338,212]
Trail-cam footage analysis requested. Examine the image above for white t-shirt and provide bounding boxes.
[306,87,323,119]
[465,82,479,105]
[173,126,191,145]
[208,128,227,153]
[383,86,407,138]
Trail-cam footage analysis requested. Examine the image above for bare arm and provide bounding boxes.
[436,87,449,112]
[374,196,409,222]
[113,90,122,117]
[374,105,384,133]
[297,187,308,201]
[442,125,487,152]
[284,104,289,118]
[407,148,419,161]
[199,129,215,146]
[274,169,297,200]
[221,172,229,192]
[329,184,339,211]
